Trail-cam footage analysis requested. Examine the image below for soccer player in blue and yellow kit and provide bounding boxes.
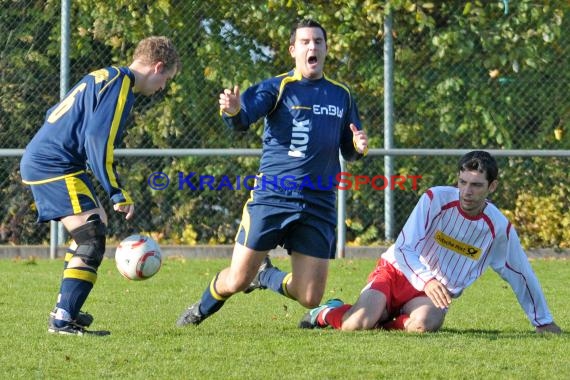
[177,19,368,326]
[20,36,180,336]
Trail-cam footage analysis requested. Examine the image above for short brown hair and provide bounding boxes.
[133,36,181,73]
[458,151,499,182]
[289,19,327,45]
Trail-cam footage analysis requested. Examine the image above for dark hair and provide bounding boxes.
[458,151,498,182]
[289,19,327,45]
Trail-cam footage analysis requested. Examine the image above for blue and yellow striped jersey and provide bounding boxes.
[222,69,364,189]
[20,66,135,205]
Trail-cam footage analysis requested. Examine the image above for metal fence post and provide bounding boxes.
[336,157,347,258]
[383,7,395,240]
[50,0,71,259]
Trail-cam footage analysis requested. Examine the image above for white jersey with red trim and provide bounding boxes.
[382,186,553,327]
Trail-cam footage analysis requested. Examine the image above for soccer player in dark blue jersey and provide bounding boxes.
[177,19,368,327]
[20,36,180,336]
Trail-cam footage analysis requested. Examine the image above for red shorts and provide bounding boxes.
[365,258,426,316]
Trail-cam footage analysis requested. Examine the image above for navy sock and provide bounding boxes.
[259,267,293,299]
[198,273,229,316]
[55,266,97,323]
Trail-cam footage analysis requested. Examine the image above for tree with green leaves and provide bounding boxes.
[1,0,568,247]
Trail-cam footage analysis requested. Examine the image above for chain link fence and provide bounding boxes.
[1,1,569,249]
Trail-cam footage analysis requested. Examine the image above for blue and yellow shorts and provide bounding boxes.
[235,185,337,259]
[22,171,100,222]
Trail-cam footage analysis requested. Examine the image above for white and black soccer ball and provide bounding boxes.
[115,234,162,281]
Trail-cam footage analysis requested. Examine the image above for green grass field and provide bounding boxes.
[1,256,568,379]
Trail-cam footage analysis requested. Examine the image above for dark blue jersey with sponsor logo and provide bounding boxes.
[20,66,135,205]
[222,69,364,191]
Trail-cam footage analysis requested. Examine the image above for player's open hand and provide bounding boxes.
[219,85,240,116]
[350,124,368,154]
[114,203,135,220]
[424,278,452,309]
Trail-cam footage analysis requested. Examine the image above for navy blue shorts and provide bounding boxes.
[235,186,337,259]
[23,171,101,222]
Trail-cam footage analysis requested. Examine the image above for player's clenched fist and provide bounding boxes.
[219,85,240,116]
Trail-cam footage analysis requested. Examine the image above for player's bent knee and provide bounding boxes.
[406,315,444,333]
[69,214,107,269]
[227,280,249,294]
[298,299,319,308]
[340,320,370,331]
[406,322,441,333]
[286,281,323,307]
[296,293,323,308]
[225,271,255,293]
[341,314,378,331]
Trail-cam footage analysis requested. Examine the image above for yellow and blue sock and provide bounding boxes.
[259,268,294,299]
[198,273,229,316]
[62,247,75,270]
[54,267,97,327]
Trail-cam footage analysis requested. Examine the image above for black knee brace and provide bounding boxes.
[69,214,107,269]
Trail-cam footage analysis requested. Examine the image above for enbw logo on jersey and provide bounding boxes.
[288,104,344,158]
[313,104,344,118]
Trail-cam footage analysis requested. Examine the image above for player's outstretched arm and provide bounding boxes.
[535,321,562,334]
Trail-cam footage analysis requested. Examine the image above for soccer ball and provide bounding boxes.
[115,234,162,281]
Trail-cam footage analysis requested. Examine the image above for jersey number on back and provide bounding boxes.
[47,83,87,124]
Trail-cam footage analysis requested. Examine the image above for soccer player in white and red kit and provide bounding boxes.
[300,151,561,334]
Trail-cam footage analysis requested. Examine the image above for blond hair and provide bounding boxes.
[133,36,181,73]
